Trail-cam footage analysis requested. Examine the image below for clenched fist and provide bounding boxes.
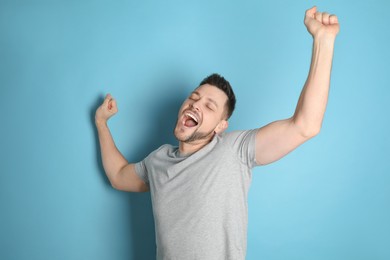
[95,94,118,124]
[304,6,340,40]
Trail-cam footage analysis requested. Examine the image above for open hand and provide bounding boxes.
[95,94,118,124]
[304,6,340,40]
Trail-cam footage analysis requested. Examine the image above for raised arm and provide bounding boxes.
[95,94,149,192]
[255,6,340,165]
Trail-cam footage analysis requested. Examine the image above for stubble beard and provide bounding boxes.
[182,129,214,143]
[173,120,215,143]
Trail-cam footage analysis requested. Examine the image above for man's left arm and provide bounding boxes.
[255,6,340,165]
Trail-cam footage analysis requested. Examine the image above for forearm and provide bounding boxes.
[293,36,335,137]
[95,120,128,185]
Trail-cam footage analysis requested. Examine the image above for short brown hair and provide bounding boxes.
[199,73,236,119]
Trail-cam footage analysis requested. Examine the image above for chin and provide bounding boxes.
[173,125,190,141]
[174,129,193,142]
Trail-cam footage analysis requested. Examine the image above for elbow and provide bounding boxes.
[110,180,128,192]
[110,177,122,191]
[111,180,121,190]
[301,126,321,139]
[109,176,127,191]
[107,172,122,191]
[292,117,322,139]
[108,166,126,191]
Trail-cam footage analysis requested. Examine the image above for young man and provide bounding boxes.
[95,6,340,260]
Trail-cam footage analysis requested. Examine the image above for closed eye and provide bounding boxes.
[206,104,215,111]
[188,94,199,101]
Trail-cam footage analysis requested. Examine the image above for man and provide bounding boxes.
[95,6,340,260]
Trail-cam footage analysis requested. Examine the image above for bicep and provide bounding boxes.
[114,163,150,192]
[255,118,309,165]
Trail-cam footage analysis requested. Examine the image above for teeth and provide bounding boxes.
[185,112,198,123]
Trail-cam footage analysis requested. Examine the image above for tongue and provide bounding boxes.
[185,118,197,127]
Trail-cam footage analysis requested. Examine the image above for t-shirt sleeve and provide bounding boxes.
[224,129,260,169]
[134,144,170,185]
[135,159,150,184]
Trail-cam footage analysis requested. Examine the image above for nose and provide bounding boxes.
[190,100,201,111]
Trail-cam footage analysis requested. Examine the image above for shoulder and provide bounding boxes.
[219,129,260,168]
[220,129,259,146]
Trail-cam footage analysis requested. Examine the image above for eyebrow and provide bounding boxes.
[192,91,219,109]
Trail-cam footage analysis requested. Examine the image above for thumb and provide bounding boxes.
[305,6,317,19]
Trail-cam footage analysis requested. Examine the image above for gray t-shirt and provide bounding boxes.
[135,129,259,260]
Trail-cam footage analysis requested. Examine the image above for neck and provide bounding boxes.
[178,135,215,156]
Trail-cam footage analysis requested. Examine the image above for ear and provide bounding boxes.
[215,120,229,134]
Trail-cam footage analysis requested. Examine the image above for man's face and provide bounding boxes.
[174,84,229,143]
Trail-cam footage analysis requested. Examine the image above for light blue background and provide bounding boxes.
[1,0,389,259]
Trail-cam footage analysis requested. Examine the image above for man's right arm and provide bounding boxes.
[95,94,149,192]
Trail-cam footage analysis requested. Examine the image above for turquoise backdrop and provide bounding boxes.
[1,0,389,259]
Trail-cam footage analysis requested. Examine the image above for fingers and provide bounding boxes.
[95,93,118,123]
[322,12,330,25]
[313,9,338,25]
[104,93,112,105]
[103,93,113,107]
[329,15,339,24]
[109,99,117,111]
[314,11,322,23]
[103,93,117,112]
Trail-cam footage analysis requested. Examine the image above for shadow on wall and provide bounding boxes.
[90,78,188,260]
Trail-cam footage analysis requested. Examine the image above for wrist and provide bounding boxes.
[95,118,108,127]
[313,33,336,46]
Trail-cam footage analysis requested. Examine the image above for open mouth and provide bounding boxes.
[183,112,199,127]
